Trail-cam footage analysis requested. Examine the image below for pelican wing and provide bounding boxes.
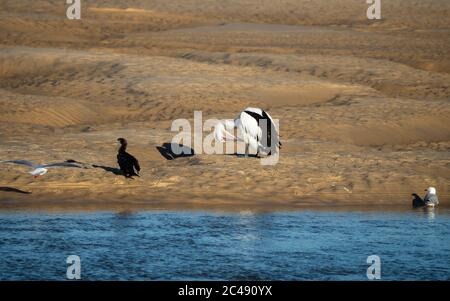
[42,162,82,169]
[0,160,36,168]
[240,108,281,151]
[261,110,281,148]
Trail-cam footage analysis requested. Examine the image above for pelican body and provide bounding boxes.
[214,107,281,157]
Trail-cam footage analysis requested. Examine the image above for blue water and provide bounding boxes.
[0,209,449,280]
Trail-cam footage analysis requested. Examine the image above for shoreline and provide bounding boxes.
[0,191,447,212]
[0,203,445,213]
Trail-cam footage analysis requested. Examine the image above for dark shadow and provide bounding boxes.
[0,187,31,194]
[412,193,426,208]
[92,165,123,176]
[156,143,195,160]
[71,159,131,179]
[65,159,81,163]
[227,153,259,158]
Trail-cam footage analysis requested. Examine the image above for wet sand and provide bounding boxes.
[0,0,449,209]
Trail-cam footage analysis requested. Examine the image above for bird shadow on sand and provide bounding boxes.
[156,143,195,160]
[92,165,123,176]
[65,159,124,177]
[227,153,259,158]
[0,187,31,194]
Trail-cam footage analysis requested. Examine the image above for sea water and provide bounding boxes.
[0,208,449,280]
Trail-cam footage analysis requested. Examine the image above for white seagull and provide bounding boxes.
[0,160,83,178]
[214,107,281,157]
[424,187,439,207]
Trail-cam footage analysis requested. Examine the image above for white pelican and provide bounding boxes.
[0,160,83,178]
[214,107,281,157]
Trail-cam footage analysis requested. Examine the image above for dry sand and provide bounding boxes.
[0,0,449,210]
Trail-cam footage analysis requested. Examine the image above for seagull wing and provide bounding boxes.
[0,160,36,168]
[424,193,439,204]
[41,162,82,169]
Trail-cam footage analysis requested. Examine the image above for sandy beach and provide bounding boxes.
[0,0,449,210]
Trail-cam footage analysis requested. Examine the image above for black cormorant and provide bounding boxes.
[117,138,140,178]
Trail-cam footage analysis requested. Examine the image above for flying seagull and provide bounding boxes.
[0,160,83,178]
[117,138,140,178]
[214,107,281,157]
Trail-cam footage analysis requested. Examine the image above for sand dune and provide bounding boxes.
[0,1,449,209]
[181,51,450,100]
